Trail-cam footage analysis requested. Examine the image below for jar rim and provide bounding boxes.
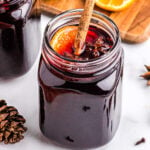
[44,9,121,65]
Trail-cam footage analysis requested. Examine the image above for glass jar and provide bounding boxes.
[38,9,124,149]
[0,0,41,78]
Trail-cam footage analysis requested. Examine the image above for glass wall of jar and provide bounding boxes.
[0,0,41,78]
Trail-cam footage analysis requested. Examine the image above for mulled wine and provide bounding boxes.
[50,25,113,60]
[38,10,124,149]
[0,0,41,78]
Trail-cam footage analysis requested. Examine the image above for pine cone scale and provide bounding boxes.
[9,111,18,117]
[0,100,6,107]
[0,132,3,141]
[0,113,9,122]
[0,105,7,112]
[0,120,8,129]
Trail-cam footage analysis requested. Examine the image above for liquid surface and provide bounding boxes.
[50,26,113,60]
[0,0,41,78]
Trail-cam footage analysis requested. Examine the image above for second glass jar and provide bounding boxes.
[0,0,41,78]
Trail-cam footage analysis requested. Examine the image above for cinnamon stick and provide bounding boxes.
[74,0,95,56]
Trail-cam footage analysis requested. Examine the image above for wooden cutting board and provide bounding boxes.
[41,0,150,43]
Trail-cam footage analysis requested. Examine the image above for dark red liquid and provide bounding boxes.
[0,0,40,78]
[52,26,113,60]
[39,26,123,148]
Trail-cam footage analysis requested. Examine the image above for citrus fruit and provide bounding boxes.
[50,26,78,55]
[95,0,135,11]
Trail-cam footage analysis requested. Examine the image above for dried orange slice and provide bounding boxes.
[95,0,136,11]
[50,26,78,55]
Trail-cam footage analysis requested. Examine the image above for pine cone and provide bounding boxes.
[0,100,27,144]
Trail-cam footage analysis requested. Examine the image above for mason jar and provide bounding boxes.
[0,0,41,78]
[38,9,124,149]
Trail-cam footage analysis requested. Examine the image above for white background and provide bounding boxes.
[0,15,150,150]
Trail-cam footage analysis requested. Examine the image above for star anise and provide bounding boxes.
[140,65,150,86]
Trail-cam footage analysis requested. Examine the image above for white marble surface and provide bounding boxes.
[0,15,150,150]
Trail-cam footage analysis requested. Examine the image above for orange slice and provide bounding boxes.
[50,26,78,55]
[95,0,136,11]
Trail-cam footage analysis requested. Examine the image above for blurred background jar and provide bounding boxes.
[0,0,41,79]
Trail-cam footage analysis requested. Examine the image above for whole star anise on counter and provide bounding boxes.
[140,65,150,86]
